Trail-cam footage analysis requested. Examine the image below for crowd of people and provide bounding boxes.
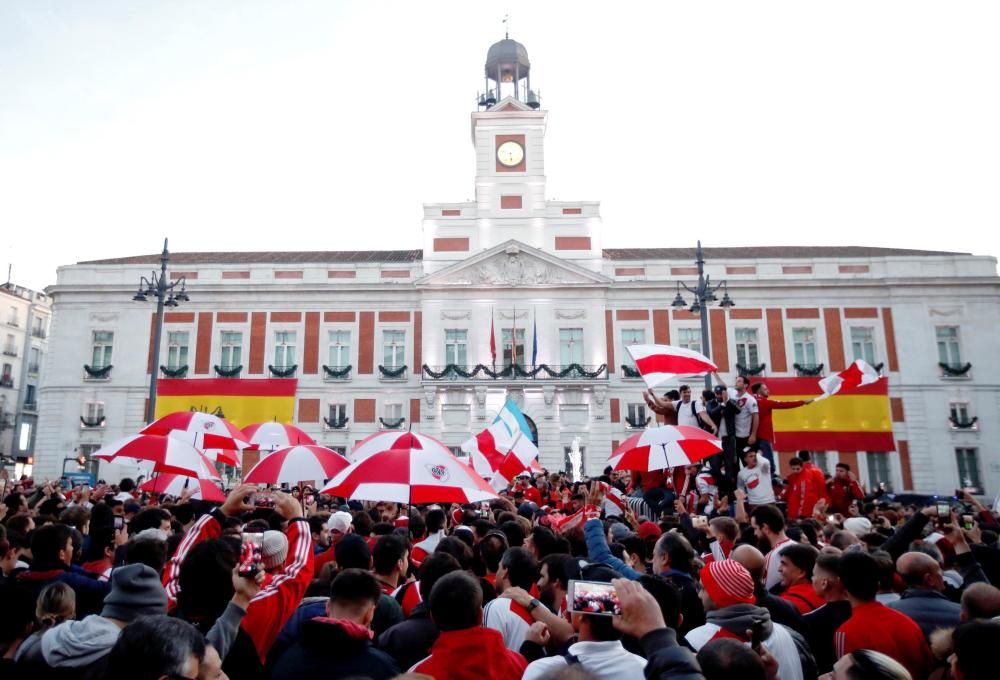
[1,382,999,680]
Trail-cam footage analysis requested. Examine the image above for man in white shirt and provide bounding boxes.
[672,384,717,434]
[736,447,775,507]
[751,504,795,591]
[713,373,759,495]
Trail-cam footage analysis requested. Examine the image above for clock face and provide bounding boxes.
[496,140,525,167]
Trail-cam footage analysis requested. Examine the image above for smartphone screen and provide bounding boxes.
[113,516,124,530]
[568,579,621,616]
[936,503,951,518]
[962,514,974,530]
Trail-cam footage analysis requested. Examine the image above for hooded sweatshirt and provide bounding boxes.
[410,626,527,680]
[16,615,121,668]
[685,604,804,680]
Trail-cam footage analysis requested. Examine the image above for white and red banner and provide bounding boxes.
[490,431,540,492]
[816,359,881,401]
[461,422,513,479]
[625,344,717,390]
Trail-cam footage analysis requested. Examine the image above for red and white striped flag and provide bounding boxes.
[460,422,512,480]
[816,359,881,401]
[625,344,718,390]
[490,430,540,492]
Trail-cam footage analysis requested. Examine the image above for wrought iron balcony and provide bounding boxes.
[22,401,37,413]
[160,365,188,378]
[322,365,352,381]
[31,327,47,339]
[80,415,106,429]
[0,376,13,389]
[940,362,972,379]
[378,365,408,380]
[324,415,350,430]
[625,415,651,429]
[214,364,242,378]
[2,346,16,357]
[620,364,642,379]
[83,364,112,381]
[948,415,978,430]
[269,364,298,378]
[27,363,40,375]
[422,363,608,382]
[379,416,406,429]
[793,363,824,377]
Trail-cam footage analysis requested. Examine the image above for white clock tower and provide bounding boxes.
[422,37,603,274]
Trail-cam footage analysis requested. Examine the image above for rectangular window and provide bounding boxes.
[677,328,702,354]
[91,331,114,368]
[4,334,16,355]
[850,327,876,364]
[792,328,818,366]
[32,316,45,334]
[626,403,648,427]
[383,330,406,368]
[559,328,584,365]
[956,447,983,491]
[8,306,17,325]
[84,400,105,421]
[29,347,40,372]
[384,402,403,420]
[936,326,962,365]
[1,362,12,383]
[24,384,36,406]
[328,403,347,422]
[220,331,243,368]
[621,329,645,367]
[166,331,189,369]
[734,328,759,368]
[811,452,830,475]
[18,422,31,450]
[445,329,468,366]
[273,331,296,367]
[328,330,351,367]
[866,453,893,493]
[502,328,526,368]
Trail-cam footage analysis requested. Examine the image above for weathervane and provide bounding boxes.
[503,13,509,39]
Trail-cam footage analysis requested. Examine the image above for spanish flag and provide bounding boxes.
[767,377,894,451]
[155,379,297,428]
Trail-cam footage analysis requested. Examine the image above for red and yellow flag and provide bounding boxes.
[766,377,894,452]
[155,379,297,429]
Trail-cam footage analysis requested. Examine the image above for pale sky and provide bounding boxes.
[2,1,998,291]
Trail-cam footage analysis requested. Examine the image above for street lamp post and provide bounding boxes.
[132,239,190,424]
[671,241,735,390]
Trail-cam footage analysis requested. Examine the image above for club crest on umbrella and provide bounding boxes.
[426,464,449,482]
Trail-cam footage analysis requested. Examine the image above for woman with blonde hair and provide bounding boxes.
[821,649,911,680]
[36,581,76,630]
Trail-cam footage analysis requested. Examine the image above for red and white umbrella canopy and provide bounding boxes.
[607,425,722,472]
[242,422,316,452]
[243,445,349,486]
[349,431,452,463]
[321,446,498,504]
[162,430,244,467]
[142,411,248,443]
[139,474,226,502]
[94,435,221,478]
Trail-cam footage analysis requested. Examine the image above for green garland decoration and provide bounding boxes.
[379,416,406,429]
[735,362,766,377]
[620,364,642,378]
[873,363,884,374]
[939,362,972,377]
[322,365,353,378]
[80,416,106,428]
[160,365,188,378]
[269,364,298,378]
[793,363,824,376]
[421,363,607,380]
[625,415,651,428]
[324,416,350,429]
[949,416,978,430]
[378,365,408,378]
[214,364,243,377]
[83,364,113,378]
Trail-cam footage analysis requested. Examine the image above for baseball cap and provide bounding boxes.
[260,530,289,570]
[713,385,726,393]
[326,511,353,534]
[637,521,663,541]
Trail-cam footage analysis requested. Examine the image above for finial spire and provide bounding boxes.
[503,13,509,39]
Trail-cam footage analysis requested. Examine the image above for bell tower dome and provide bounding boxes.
[479,37,540,109]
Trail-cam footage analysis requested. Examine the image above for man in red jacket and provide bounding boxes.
[750,382,812,470]
[827,462,865,515]
[785,453,828,519]
[411,571,527,679]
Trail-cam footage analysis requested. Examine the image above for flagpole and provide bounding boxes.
[490,307,496,371]
[512,303,517,369]
[532,306,537,370]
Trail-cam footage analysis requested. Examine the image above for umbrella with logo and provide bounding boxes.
[320,445,497,504]
[142,411,251,466]
[241,422,316,452]
[94,435,222,478]
[139,474,226,502]
[242,445,349,486]
[348,431,452,463]
[606,425,722,472]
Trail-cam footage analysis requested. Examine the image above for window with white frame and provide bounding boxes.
[445,329,468,365]
[328,330,351,367]
[626,403,648,427]
[502,328,525,367]
[734,328,760,368]
[273,331,296,367]
[955,447,982,491]
[792,328,818,366]
[621,329,645,367]
[677,328,702,354]
[559,329,584,365]
[383,330,406,368]
[28,347,40,373]
[4,334,15,355]
[328,403,347,423]
[811,452,830,475]
[166,331,189,369]
[8,306,17,326]
[865,453,893,492]
[83,400,105,422]
[936,326,962,366]
[220,331,243,368]
[850,327,876,365]
[384,402,403,420]
[91,331,114,368]
[32,315,45,335]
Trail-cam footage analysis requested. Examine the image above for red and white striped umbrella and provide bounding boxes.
[349,431,452,463]
[142,411,248,443]
[241,422,316,452]
[137,448,221,481]
[94,435,221,478]
[242,445,349,485]
[163,430,244,467]
[139,474,226,502]
[321,446,498,504]
[606,425,722,472]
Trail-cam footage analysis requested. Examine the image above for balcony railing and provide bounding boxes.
[28,363,40,375]
[324,415,350,430]
[422,363,608,381]
[83,364,112,381]
[31,328,47,339]
[160,365,188,378]
[22,401,37,412]
[620,364,642,379]
[0,376,13,389]
[214,364,243,378]
[322,365,352,381]
[379,416,406,429]
[2,346,16,357]
[268,364,298,378]
[80,415,106,429]
[948,415,978,430]
[6,320,18,328]
[378,364,408,380]
[940,362,972,379]
[793,363,824,377]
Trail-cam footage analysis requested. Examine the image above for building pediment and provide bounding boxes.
[415,240,610,288]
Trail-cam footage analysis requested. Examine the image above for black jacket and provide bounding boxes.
[376,602,439,671]
[640,628,705,680]
[269,617,398,680]
[888,589,962,639]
